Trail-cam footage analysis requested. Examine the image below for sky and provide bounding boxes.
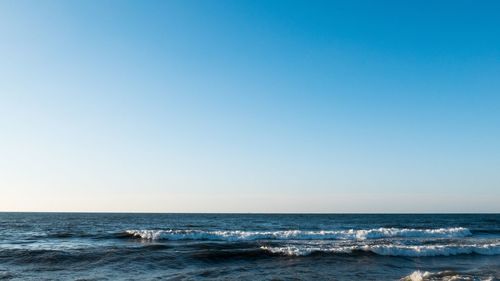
[0,0,499,213]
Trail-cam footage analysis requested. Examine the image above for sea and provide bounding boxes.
[0,213,499,280]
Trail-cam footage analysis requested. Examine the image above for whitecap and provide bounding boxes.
[124,227,472,241]
[259,243,500,257]
[400,270,494,281]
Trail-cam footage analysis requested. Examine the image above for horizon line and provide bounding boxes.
[1,211,499,215]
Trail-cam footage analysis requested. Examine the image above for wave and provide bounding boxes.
[260,243,500,257]
[124,227,471,241]
[400,270,495,281]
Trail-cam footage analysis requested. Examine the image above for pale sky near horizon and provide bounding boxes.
[1,0,499,212]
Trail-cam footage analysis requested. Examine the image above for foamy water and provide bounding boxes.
[260,242,500,257]
[401,270,495,281]
[125,227,472,241]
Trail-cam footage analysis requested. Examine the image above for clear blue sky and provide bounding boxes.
[1,0,499,212]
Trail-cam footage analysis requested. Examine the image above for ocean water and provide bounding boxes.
[0,213,499,280]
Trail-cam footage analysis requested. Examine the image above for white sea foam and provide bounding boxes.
[401,270,432,281]
[369,243,500,257]
[125,227,471,241]
[400,270,494,281]
[260,245,356,256]
[260,243,500,257]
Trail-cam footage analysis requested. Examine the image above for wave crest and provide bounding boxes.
[124,227,471,241]
[260,243,500,257]
[400,270,495,281]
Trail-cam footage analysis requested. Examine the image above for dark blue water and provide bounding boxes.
[0,213,499,280]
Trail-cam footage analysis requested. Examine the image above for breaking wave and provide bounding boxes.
[124,227,471,241]
[260,243,500,257]
[400,270,495,281]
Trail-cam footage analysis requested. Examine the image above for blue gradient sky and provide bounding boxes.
[1,0,499,212]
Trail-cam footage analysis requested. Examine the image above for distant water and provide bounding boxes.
[0,213,499,280]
